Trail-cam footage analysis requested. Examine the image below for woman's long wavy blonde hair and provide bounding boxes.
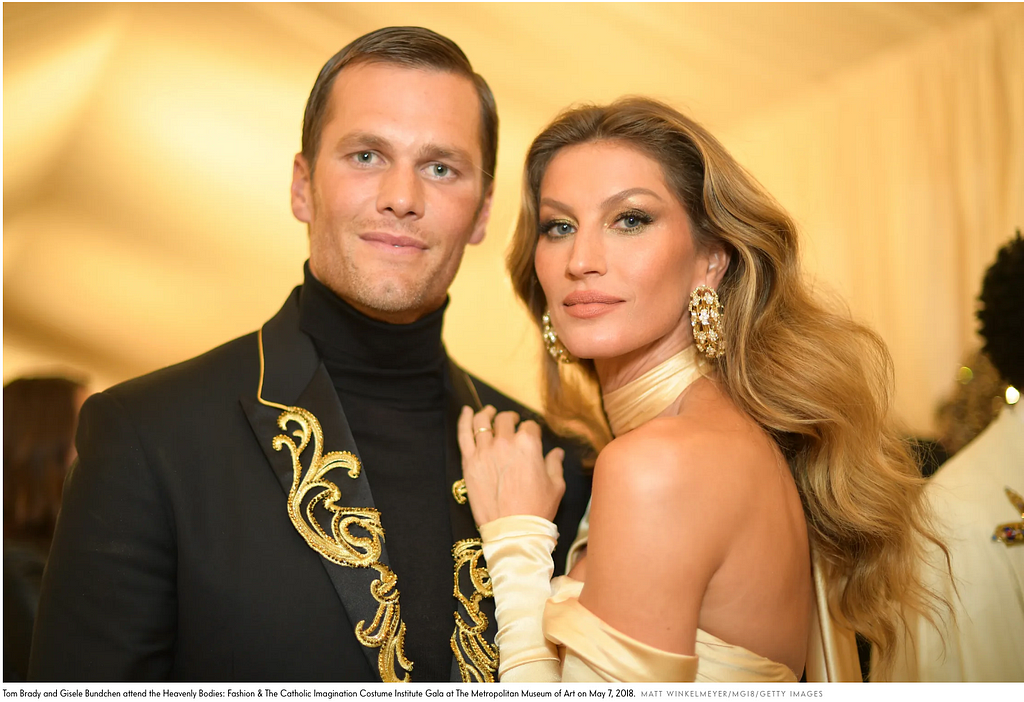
[507,97,947,674]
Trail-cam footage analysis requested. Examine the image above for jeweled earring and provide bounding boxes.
[689,286,725,359]
[542,310,575,364]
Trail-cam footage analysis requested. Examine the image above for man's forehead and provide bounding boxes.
[329,62,477,116]
[323,62,483,158]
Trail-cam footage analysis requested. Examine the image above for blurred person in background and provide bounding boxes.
[4,376,87,681]
[935,348,1008,459]
[885,232,1024,681]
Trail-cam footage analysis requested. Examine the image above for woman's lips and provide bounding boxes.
[562,291,623,319]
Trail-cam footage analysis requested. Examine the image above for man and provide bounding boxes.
[885,233,1024,681]
[29,27,591,682]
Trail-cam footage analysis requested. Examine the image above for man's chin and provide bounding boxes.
[348,284,443,323]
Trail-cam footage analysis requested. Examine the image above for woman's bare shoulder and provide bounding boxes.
[596,381,778,511]
[583,378,809,661]
[580,387,781,652]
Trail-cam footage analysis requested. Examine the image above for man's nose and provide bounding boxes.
[376,163,425,219]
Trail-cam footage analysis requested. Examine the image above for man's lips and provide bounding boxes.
[360,232,428,251]
[562,291,624,319]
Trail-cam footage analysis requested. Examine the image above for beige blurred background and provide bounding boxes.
[4,2,1022,437]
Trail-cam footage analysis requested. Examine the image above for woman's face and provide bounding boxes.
[534,140,717,362]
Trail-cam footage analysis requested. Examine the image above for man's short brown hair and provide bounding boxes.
[301,26,498,191]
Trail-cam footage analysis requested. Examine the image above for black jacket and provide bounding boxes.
[29,288,592,682]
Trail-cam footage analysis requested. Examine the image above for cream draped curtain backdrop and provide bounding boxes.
[720,5,1023,435]
[3,4,1022,439]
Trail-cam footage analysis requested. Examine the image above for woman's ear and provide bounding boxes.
[704,244,731,289]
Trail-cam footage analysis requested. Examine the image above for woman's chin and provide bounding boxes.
[563,339,633,363]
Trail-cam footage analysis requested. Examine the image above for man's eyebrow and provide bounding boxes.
[418,143,475,166]
[336,132,392,151]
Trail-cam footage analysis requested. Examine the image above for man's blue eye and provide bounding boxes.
[433,164,450,177]
[357,152,373,162]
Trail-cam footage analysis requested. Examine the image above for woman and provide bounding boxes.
[457,98,946,682]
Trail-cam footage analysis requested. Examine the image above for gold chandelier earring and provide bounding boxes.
[689,286,725,359]
[542,310,575,364]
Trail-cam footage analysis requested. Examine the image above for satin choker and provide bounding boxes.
[602,345,703,437]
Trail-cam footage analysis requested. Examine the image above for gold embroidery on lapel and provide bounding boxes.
[450,539,498,682]
[257,329,413,682]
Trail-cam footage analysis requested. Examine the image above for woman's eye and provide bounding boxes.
[541,220,576,238]
[615,210,653,231]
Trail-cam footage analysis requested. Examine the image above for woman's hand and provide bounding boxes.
[457,405,566,526]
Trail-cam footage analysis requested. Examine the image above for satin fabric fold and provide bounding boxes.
[478,516,562,681]
[803,549,863,682]
[480,515,798,682]
[564,510,861,681]
[602,345,702,437]
[545,577,699,681]
[547,577,795,682]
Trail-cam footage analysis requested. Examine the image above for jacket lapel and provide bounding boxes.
[444,360,499,682]
[240,289,408,682]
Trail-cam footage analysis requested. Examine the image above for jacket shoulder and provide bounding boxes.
[90,329,264,429]
[100,331,260,417]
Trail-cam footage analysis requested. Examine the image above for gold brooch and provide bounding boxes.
[992,486,1024,546]
[452,479,468,505]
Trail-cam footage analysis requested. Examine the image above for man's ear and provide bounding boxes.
[291,153,313,224]
[704,244,731,289]
[468,188,494,246]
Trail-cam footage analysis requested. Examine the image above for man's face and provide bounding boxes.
[291,62,492,324]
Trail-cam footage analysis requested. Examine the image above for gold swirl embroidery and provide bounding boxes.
[272,405,413,682]
[450,539,498,682]
[257,329,413,682]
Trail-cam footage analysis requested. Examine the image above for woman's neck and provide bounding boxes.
[599,342,704,437]
[594,326,694,394]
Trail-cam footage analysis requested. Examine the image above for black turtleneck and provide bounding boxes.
[299,264,453,681]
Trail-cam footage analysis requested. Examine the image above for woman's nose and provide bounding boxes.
[566,228,607,278]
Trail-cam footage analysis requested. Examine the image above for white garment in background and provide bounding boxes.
[886,404,1024,681]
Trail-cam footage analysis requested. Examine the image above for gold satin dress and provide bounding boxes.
[477,346,860,683]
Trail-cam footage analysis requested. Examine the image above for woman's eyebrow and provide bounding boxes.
[539,197,574,213]
[601,188,663,208]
